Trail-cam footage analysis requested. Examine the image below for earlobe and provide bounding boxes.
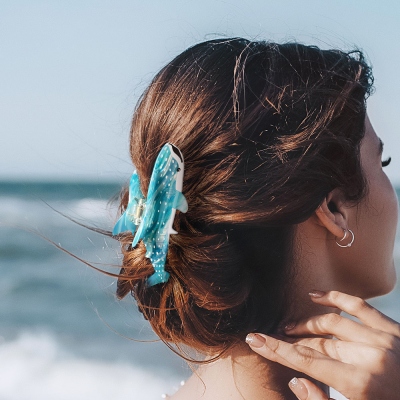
[315,198,346,239]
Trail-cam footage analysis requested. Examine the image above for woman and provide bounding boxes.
[112,38,400,399]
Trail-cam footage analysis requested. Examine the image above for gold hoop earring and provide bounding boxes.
[335,229,355,248]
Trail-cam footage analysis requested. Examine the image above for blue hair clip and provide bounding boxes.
[113,143,188,286]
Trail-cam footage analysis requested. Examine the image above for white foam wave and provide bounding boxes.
[0,332,346,400]
[0,197,115,228]
[0,331,180,400]
[67,198,117,222]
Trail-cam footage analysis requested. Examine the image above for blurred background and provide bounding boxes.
[0,1,399,399]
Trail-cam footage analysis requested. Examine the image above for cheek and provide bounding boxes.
[374,177,399,250]
[353,177,398,297]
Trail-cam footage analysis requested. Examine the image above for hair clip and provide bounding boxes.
[113,143,188,286]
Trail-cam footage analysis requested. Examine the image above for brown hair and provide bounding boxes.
[114,38,373,358]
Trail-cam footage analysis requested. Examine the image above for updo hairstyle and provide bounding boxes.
[114,38,373,358]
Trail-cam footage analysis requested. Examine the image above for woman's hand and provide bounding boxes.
[245,290,400,400]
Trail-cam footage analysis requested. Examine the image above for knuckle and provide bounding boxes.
[360,347,392,375]
[295,346,315,367]
[370,348,387,370]
[269,338,281,353]
[316,337,337,358]
[348,297,369,314]
[384,334,397,351]
[315,337,328,350]
[317,337,328,349]
[320,313,341,329]
[266,349,279,362]
[346,370,371,398]
[329,290,341,303]
[373,332,397,351]
[267,340,285,362]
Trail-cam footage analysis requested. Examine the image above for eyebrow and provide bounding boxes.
[378,138,384,156]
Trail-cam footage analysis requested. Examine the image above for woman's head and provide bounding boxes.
[115,38,377,356]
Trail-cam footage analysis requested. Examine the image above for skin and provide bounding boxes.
[168,116,399,399]
[248,290,400,399]
[309,115,398,300]
[248,117,400,399]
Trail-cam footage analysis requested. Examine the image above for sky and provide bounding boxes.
[1,0,399,184]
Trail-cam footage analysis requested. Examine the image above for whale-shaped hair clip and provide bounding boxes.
[113,143,188,286]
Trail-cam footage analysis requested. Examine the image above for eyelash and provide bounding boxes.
[382,157,392,168]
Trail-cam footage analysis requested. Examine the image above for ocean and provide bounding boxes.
[0,181,399,400]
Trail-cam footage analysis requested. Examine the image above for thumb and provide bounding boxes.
[289,377,332,400]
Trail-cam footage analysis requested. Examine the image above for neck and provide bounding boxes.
[171,223,338,399]
[175,343,329,400]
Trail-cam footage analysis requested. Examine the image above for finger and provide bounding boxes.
[289,377,330,400]
[290,337,384,367]
[309,290,400,337]
[246,333,352,393]
[285,312,394,348]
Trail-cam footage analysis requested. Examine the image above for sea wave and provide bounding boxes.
[0,331,181,400]
[0,331,346,400]
[0,197,116,228]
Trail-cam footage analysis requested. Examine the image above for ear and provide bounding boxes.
[315,189,348,239]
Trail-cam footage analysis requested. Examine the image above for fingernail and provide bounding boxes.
[309,290,326,298]
[245,333,266,348]
[284,321,296,331]
[288,377,308,400]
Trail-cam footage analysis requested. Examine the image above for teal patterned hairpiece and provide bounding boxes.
[113,143,188,286]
